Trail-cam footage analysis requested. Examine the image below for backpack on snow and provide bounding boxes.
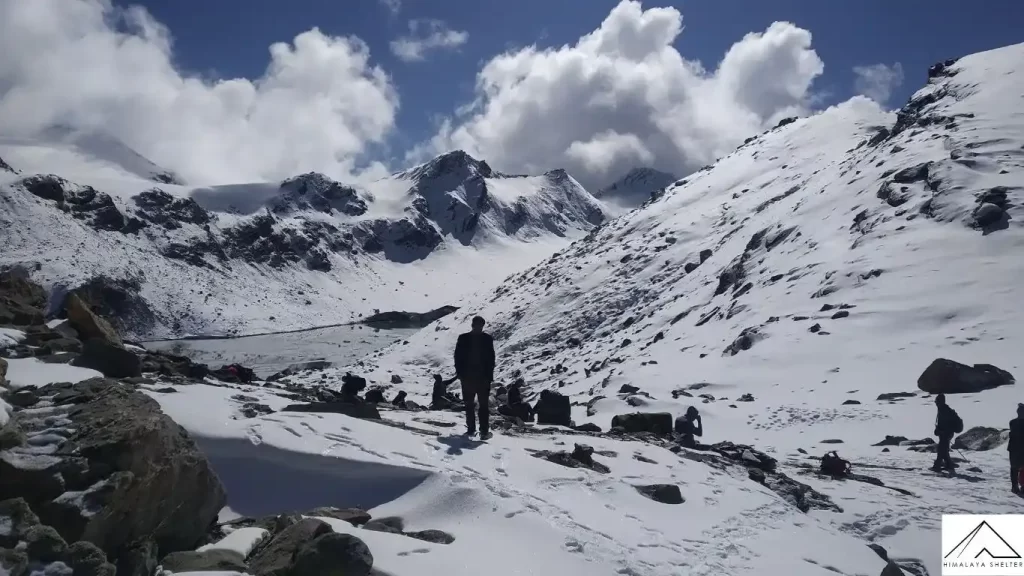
[820,451,851,478]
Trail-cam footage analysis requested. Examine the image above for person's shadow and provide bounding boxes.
[437,434,483,455]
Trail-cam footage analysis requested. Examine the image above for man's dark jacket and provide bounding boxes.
[934,404,959,436]
[454,331,495,382]
[1009,417,1024,458]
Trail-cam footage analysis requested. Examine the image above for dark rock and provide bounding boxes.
[359,306,459,329]
[573,423,602,433]
[736,393,754,402]
[266,360,333,381]
[160,549,247,573]
[390,374,403,384]
[917,358,1015,394]
[881,561,906,576]
[36,337,83,355]
[21,174,67,202]
[116,539,157,576]
[248,518,333,576]
[37,353,79,365]
[974,202,1005,228]
[291,532,373,576]
[241,403,274,419]
[363,517,404,534]
[723,327,761,356]
[281,401,381,420]
[66,541,117,576]
[748,468,766,483]
[809,323,822,333]
[0,498,41,547]
[0,549,28,576]
[0,269,47,325]
[709,442,778,473]
[24,524,68,562]
[892,162,930,184]
[634,484,684,504]
[73,339,142,378]
[25,380,225,557]
[618,384,640,394]
[405,529,455,545]
[953,426,1008,451]
[304,507,371,526]
[534,390,571,427]
[877,392,916,401]
[533,444,610,474]
[5,389,40,408]
[820,439,844,444]
[65,294,121,346]
[831,310,850,319]
[611,412,673,435]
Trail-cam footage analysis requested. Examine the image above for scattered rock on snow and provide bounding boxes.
[917,358,1015,394]
[534,389,572,427]
[953,426,1009,451]
[634,484,684,504]
[281,401,381,420]
[610,412,673,435]
[289,531,374,576]
[877,392,916,401]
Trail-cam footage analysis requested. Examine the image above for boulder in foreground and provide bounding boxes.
[917,358,1014,394]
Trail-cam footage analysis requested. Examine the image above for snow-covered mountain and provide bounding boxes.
[324,43,1024,575]
[595,167,678,212]
[0,139,608,339]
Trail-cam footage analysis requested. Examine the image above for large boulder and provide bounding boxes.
[289,532,374,576]
[0,269,47,326]
[611,412,673,435]
[953,426,1009,451]
[634,484,684,504]
[65,294,121,346]
[917,358,1014,394]
[1,379,225,560]
[534,390,572,427]
[72,339,142,378]
[281,401,381,420]
[248,518,333,576]
[160,549,247,573]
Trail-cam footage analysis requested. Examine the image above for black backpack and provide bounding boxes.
[951,410,964,433]
[820,451,851,478]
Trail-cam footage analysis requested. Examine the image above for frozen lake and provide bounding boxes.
[142,324,419,378]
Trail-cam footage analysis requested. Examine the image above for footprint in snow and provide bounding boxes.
[396,548,431,556]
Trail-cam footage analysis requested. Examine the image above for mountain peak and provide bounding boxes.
[406,149,493,182]
[595,166,678,210]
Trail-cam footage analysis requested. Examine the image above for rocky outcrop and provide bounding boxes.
[65,294,121,346]
[611,412,673,435]
[953,426,1009,451]
[73,339,142,378]
[917,358,1015,394]
[532,443,610,474]
[634,484,684,504]
[281,401,381,420]
[0,269,47,326]
[0,379,225,565]
[0,500,118,576]
[359,305,459,329]
[534,390,572,427]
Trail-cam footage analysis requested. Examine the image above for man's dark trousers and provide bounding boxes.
[461,377,491,436]
[935,433,954,470]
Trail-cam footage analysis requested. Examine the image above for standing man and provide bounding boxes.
[454,316,496,439]
[932,394,963,473]
[1009,404,1024,494]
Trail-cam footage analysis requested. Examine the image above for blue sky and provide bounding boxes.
[120,0,1023,154]
[2,0,1021,187]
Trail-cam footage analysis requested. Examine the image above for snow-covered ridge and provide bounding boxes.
[0,139,609,339]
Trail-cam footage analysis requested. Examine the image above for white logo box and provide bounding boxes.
[943,515,1024,576]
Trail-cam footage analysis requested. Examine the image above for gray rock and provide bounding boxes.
[363,517,404,534]
[72,339,142,379]
[115,539,157,576]
[0,548,29,576]
[28,380,225,558]
[610,412,673,435]
[881,560,906,576]
[917,358,1014,394]
[0,498,42,547]
[0,415,25,450]
[24,524,68,563]
[405,529,455,544]
[280,401,381,420]
[635,484,684,504]
[66,541,117,576]
[0,357,7,383]
[160,549,247,573]
[953,426,1009,451]
[65,294,121,347]
[304,507,372,526]
[290,532,373,576]
[248,518,332,576]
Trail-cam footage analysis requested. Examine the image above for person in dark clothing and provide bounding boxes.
[674,406,703,449]
[392,391,408,409]
[499,378,534,422]
[430,374,459,409]
[933,394,961,472]
[454,316,496,438]
[1009,404,1024,494]
[340,372,367,401]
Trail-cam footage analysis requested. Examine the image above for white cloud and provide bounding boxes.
[380,0,400,16]
[390,19,469,63]
[853,62,904,106]
[407,0,825,190]
[0,0,399,185]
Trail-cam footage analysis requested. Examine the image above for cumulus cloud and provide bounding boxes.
[407,0,825,190]
[853,62,904,106]
[0,0,399,185]
[390,19,469,63]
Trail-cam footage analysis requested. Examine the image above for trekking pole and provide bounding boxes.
[956,448,970,463]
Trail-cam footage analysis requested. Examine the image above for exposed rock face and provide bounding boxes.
[276,172,368,217]
[534,390,572,427]
[72,339,142,378]
[65,294,121,346]
[281,401,381,420]
[0,380,226,561]
[917,358,1015,394]
[248,518,333,576]
[359,305,459,328]
[0,269,47,326]
[634,484,684,504]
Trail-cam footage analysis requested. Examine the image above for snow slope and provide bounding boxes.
[0,140,608,339]
[596,167,678,213]
[319,43,1024,574]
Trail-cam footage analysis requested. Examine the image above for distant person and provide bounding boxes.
[499,378,534,422]
[1010,404,1024,494]
[674,406,703,449]
[392,391,408,409]
[430,374,459,409]
[340,372,367,401]
[364,388,386,404]
[454,316,496,439]
[932,394,963,472]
